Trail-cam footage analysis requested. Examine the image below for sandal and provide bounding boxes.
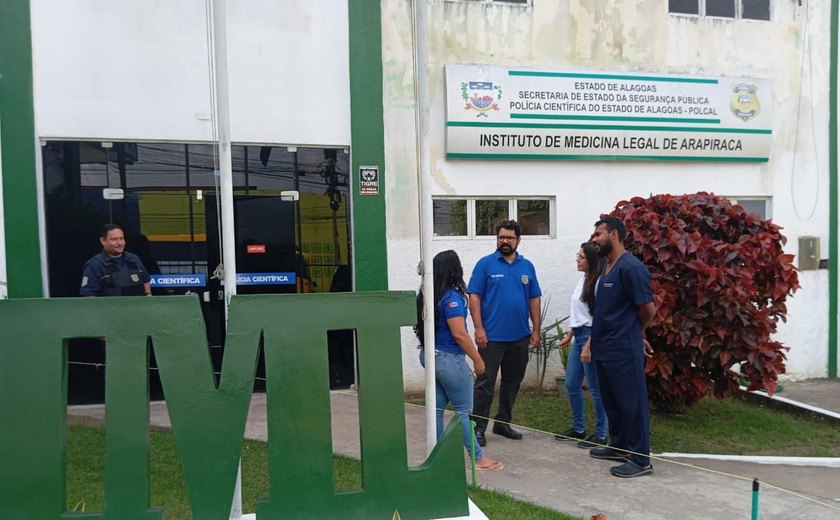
[475,460,504,471]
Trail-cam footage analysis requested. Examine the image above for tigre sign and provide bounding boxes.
[0,293,467,520]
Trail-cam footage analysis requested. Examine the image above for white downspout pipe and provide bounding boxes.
[210,0,242,517]
[412,0,437,455]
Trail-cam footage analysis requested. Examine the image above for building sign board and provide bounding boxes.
[445,64,773,162]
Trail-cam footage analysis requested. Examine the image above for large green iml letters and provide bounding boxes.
[0,293,467,519]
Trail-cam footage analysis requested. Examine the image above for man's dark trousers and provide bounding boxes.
[595,355,650,466]
[471,336,530,432]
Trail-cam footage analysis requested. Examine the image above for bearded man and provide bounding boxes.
[467,220,542,446]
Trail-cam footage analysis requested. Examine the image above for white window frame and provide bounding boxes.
[728,196,772,220]
[446,0,532,6]
[669,0,771,22]
[432,196,555,239]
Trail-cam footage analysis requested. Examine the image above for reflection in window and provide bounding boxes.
[517,200,550,235]
[732,198,768,220]
[433,199,468,236]
[706,0,735,18]
[669,0,769,20]
[742,0,770,20]
[475,200,509,236]
[41,140,352,297]
[669,0,699,15]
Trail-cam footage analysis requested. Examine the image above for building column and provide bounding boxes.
[0,0,43,298]
[348,0,388,291]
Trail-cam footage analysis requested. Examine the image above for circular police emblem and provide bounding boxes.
[521,275,529,285]
[131,274,140,283]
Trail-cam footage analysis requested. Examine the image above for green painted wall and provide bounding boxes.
[830,0,838,379]
[349,0,389,291]
[0,0,43,298]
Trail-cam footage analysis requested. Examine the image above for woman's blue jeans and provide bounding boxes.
[565,326,608,437]
[420,348,483,460]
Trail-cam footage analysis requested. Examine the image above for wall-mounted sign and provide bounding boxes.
[445,64,773,162]
[149,274,206,287]
[359,166,380,195]
[236,272,296,285]
[246,244,267,254]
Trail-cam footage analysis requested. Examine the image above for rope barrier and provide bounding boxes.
[63,361,840,514]
[461,411,840,514]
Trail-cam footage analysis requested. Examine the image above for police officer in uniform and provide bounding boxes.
[80,224,152,297]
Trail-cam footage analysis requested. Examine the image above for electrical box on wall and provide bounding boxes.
[798,236,820,270]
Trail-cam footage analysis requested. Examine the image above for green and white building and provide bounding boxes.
[0,0,837,391]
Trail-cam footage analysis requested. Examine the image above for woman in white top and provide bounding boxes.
[554,242,608,448]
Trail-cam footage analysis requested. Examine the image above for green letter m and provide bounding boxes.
[0,292,467,520]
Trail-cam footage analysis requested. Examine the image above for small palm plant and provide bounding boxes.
[530,298,568,395]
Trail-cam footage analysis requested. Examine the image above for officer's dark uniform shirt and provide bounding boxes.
[80,250,150,296]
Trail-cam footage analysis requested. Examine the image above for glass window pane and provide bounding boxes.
[241,145,296,192]
[186,144,223,188]
[669,0,699,14]
[517,200,550,235]
[122,143,187,189]
[297,148,351,293]
[78,142,109,188]
[742,0,770,21]
[706,0,736,18]
[475,200,509,236]
[736,199,767,220]
[433,199,468,236]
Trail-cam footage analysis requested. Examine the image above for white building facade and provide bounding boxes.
[381,0,836,389]
[1,0,837,390]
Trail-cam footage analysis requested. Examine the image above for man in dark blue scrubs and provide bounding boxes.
[588,217,655,478]
[468,220,542,446]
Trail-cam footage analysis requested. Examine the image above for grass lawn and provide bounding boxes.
[66,425,581,520]
[508,392,840,457]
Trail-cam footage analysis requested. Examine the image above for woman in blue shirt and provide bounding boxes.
[417,250,503,471]
[554,242,608,448]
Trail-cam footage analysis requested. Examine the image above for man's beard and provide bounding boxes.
[596,241,612,257]
[497,243,517,256]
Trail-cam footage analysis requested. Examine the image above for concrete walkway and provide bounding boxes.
[68,384,840,520]
[766,378,840,417]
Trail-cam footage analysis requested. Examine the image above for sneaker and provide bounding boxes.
[610,460,653,478]
[576,433,608,449]
[553,427,586,441]
[589,446,629,462]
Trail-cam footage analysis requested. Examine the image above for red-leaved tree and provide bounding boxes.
[608,193,800,410]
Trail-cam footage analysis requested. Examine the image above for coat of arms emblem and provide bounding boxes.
[730,84,761,122]
[461,81,502,117]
